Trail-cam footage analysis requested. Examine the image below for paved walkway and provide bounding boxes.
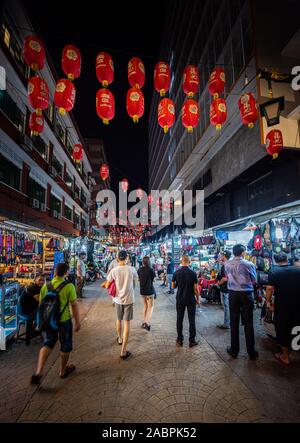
[0,281,299,423]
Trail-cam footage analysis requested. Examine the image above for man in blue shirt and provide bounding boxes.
[225,244,258,361]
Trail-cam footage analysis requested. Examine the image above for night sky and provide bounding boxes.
[22,0,168,193]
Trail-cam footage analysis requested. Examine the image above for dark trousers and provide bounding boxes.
[176,304,196,343]
[229,291,255,357]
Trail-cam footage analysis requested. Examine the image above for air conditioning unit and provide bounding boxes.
[19,133,33,152]
[75,223,80,230]
[30,198,40,209]
[58,213,62,220]
[40,203,46,212]
[51,210,58,219]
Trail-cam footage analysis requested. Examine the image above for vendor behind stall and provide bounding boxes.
[20,275,45,316]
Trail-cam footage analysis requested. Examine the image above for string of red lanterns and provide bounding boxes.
[23,36,266,143]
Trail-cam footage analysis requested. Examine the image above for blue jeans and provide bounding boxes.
[167,274,173,292]
[222,292,230,327]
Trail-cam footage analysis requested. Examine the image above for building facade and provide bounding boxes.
[148,0,300,231]
[0,0,93,236]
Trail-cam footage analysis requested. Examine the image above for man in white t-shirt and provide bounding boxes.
[105,250,138,360]
[76,252,86,299]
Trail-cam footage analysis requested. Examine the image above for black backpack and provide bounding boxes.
[37,281,70,332]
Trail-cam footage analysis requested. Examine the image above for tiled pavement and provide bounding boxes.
[0,281,299,423]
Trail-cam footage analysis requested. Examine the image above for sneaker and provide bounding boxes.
[189,341,199,348]
[176,339,183,346]
[226,346,238,358]
[217,324,230,330]
[249,351,259,361]
[146,324,151,331]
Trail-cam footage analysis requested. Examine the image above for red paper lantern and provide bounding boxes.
[72,144,84,162]
[28,76,49,114]
[210,98,227,130]
[183,65,199,97]
[265,129,283,159]
[54,79,76,115]
[29,111,44,135]
[154,61,171,96]
[208,67,225,99]
[126,88,144,123]
[23,35,45,71]
[100,163,109,181]
[96,52,114,87]
[128,57,145,89]
[238,92,258,128]
[121,178,129,192]
[182,98,200,132]
[62,44,81,81]
[158,98,175,133]
[96,88,115,124]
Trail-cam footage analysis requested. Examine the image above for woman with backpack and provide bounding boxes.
[138,256,156,331]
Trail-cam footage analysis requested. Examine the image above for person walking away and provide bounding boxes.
[225,244,258,361]
[138,256,156,331]
[76,252,86,299]
[105,250,138,359]
[217,251,231,329]
[266,252,300,365]
[172,255,200,347]
[167,255,175,294]
[30,263,80,384]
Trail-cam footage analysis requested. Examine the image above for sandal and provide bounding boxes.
[60,364,76,378]
[120,351,132,360]
[274,353,290,365]
[30,374,43,385]
[117,337,123,345]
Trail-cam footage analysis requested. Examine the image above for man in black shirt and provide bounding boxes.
[172,255,200,347]
[20,275,45,316]
[266,252,300,365]
[217,251,231,330]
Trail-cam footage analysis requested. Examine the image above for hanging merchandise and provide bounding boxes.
[126,87,144,123]
[121,178,129,192]
[29,111,44,135]
[182,98,200,132]
[54,79,76,115]
[183,65,199,97]
[208,67,225,99]
[23,35,45,71]
[128,57,145,89]
[154,61,171,96]
[238,92,258,128]
[210,98,227,130]
[96,52,114,87]
[100,163,109,181]
[96,88,115,124]
[72,143,84,162]
[158,98,175,133]
[28,76,49,115]
[62,44,82,81]
[265,129,283,159]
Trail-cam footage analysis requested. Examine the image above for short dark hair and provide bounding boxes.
[143,256,150,267]
[118,250,128,261]
[56,263,69,277]
[222,250,231,260]
[79,252,86,257]
[233,244,246,257]
[274,252,288,264]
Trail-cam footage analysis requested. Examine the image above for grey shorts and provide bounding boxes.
[116,303,133,321]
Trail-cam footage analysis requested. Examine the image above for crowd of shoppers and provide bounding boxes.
[27,241,300,385]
